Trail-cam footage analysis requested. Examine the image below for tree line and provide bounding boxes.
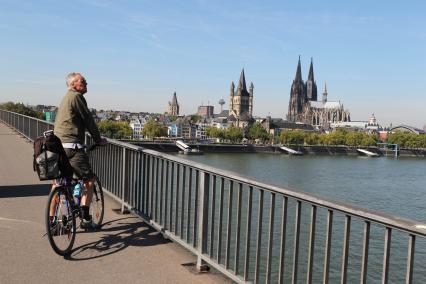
[0,102,44,119]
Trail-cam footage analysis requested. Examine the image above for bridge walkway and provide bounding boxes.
[0,123,227,284]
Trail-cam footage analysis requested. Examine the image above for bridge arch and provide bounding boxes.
[390,125,425,134]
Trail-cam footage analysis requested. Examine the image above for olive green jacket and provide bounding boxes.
[54,90,102,144]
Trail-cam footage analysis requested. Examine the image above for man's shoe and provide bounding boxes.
[80,216,94,230]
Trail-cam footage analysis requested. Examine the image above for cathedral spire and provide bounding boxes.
[295,56,303,82]
[238,68,247,91]
[308,57,314,81]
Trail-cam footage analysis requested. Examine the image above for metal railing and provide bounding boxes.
[2,109,426,283]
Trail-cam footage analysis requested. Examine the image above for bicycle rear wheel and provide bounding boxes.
[45,186,76,256]
[90,176,104,229]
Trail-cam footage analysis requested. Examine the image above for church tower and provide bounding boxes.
[322,82,328,104]
[287,56,306,122]
[305,58,318,101]
[167,92,179,116]
[229,69,253,118]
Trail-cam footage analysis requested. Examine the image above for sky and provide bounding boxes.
[0,0,425,128]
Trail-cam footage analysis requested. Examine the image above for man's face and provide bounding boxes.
[72,74,88,94]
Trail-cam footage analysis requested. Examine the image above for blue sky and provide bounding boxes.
[0,0,425,127]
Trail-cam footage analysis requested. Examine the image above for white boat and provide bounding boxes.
[356,148,379,157]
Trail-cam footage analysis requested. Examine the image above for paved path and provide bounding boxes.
[0,123,228,284]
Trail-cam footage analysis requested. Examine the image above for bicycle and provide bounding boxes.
[45,145,105,256]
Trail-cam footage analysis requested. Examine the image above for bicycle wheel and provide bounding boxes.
[45,186,76,256]
[90,175,104,229]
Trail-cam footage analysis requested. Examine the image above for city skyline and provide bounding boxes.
[0,1,425,127]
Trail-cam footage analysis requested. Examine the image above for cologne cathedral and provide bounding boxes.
[287,57,350,128]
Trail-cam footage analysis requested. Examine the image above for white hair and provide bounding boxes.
[66,72,81,89]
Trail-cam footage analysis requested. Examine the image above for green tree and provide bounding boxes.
[98,120,132,139]
[0,102,44,119]
[206,126,225,139]
[360,134,378,147]
[225,125,243,143]
[345,132,364,146]
[248,122,269,142]
[190,114,202,123]
[141,119,166,139]
[304,133,320,145]
[327,129,347,145]
[279,129,305,145]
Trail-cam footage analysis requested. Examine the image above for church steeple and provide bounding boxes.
[305,57,318,101]
[322,82,328,104]
[308,57,314,81]
[238,68,247,91]
[295,55,303,82]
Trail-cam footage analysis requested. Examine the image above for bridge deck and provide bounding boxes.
[0,123,227,284]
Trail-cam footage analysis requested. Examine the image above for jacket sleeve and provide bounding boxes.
[73,94,102,143]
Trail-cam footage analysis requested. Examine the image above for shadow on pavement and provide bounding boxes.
[65,217,171,261]
[0,184,50,198]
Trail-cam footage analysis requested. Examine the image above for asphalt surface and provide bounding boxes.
[0,123,228,284]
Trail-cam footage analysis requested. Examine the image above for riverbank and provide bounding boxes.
[129,141,426,157]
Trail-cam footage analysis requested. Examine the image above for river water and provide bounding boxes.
[177,153,426,283]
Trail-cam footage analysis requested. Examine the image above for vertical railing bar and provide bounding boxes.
[165,161,170,228]
[186,168,193,243]
[175,164,180,233]
[405,234,415,284]
[360,221,370,284]
[193,170,199,247]
[292,200,302,284]
[130,152,135,207]
[209,175,217,257]
[196,171,210,270]
[341,215,351,284]
[243,186,253,281]
[266,193,276,284]
[159,159,164,225]
[153,157,158,220]
[278,196,289,284]
[234,183,242,275]
[323,210,333,284]
[216,177,225,262]
[225,180,234,269]
[141,153,146,215]
[382,227,392,284]
[254,190,264,284]
[307,205,317,284]
[169,162,174,231]
[180,166,186,237]
[121,148,127,213]
[149,155,154,217]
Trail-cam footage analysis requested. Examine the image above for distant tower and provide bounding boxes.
[229,68,253,118]
[287,56,306,122]
[249,82,254,115]
[305,57,318,101]
[167,91,179,116]
[218,98,225,112]
[322,82,328,104]
[229,81,235,114]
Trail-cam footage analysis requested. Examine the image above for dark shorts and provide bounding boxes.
[64,148,94,179]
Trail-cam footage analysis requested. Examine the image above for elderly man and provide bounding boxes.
[54,72,107,227]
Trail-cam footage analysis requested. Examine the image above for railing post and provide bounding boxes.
[196,170,210,272]
[121,147,127,214]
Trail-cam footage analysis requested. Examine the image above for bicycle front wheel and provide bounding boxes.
[90,176,104,229]
[45,186,76,256]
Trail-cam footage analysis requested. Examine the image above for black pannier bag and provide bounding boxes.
[33,130,73,180]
